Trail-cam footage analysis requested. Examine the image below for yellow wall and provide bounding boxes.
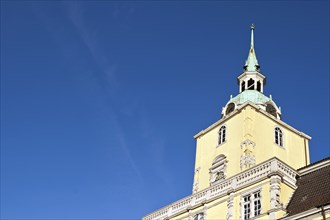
[194,104,310,192]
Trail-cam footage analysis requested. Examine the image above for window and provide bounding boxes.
[241,81,246,92]
[242,191,261,220]
[266,104,277,118]
[193,213,204,220]
[243,195,251,220]
[254,191,261,216]
[275,127,283,147]
[226,103,235,115]
[256,81,261,92]
[247,78,254,90]
[218,126,226,145]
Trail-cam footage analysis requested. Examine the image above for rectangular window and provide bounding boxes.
[254,191,261,216]
[243,195,251,220]
[242,190,261,220]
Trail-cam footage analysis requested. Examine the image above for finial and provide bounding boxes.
[250,24,255,49]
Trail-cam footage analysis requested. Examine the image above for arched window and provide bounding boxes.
[225,103,235,115]
[275,127,283,147]
[266,104,277,118]
[256,81,261,92]
[247,78,254,90]
[218,126,226,145]
[241,81,246,92]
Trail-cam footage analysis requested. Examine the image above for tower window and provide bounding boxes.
[247,78,254,90]
[242,191,262,220]
[218,126,226,145]
[241,81,246,92]
[275,127,283,147]
[256,81,261,92]
[266,104,277,118]
[226,103,235,115]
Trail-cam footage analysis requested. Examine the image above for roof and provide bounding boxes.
[230,90,270,106]
[285,158,330,217]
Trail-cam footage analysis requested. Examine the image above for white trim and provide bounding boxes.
[218,124,227,146]
[274,126,284,147]
[240,188,262,220]
[194,102,311,140]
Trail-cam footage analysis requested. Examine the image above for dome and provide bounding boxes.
[222,90,281,119]
[231,90,270,105]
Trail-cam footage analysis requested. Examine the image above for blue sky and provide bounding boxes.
[1,1,329,219]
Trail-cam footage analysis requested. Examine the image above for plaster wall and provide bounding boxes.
[194,104,309,192]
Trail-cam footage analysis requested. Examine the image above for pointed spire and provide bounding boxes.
[244,24,260,72]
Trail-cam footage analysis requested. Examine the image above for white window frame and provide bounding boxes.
[240,189,262,220]
[274,127,284,147]
[218,125,227,146]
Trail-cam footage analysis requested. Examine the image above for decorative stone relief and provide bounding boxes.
[192,181,199,194]
[270,175,282,209]
[209,155,227,185]
[240,139,256,149]
[226,193,234,220]
[240,139,256,170]
[244,117,253,138]
[240,149,256,169]
[192,167,200,194]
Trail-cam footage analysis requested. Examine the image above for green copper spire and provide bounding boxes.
[244,24,260,72]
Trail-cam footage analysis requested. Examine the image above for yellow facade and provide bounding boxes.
[193,104,310,192]
[143,26,316,220]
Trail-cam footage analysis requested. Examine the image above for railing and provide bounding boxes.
[143,157,297,220]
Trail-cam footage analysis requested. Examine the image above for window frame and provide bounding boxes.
[218,125,227,146]
[241,189,262,220]
[274,127,284,147]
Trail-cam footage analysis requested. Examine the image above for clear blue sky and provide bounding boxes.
[1,1,329,219]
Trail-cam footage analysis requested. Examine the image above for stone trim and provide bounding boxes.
[143,157,297,220]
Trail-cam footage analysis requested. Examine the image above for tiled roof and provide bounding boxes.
[286,161,330,216]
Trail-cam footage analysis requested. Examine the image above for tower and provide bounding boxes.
[144,25,311,220]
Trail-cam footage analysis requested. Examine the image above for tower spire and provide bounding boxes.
[250,23,254,48]
[244,24,260,72]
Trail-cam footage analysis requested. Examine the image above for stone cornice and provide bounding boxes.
[193,102,311,140]
[143,157,298,220]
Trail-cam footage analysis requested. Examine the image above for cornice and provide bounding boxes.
[194,102,311,140]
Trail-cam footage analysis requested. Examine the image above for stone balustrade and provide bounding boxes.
[143,157,297,220]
